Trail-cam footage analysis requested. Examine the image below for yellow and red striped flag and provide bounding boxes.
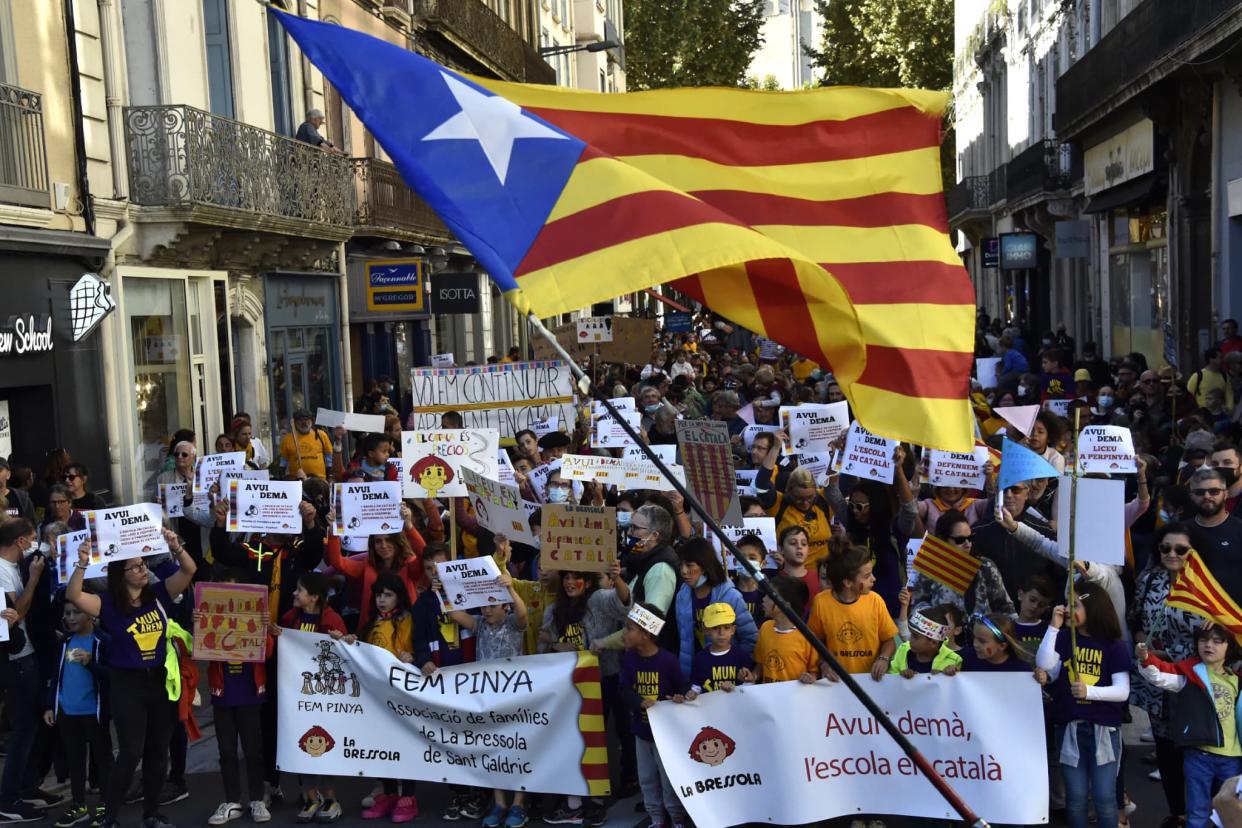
[912,534,982,596]
[276,12,976,450]
[1168,549,1242,642]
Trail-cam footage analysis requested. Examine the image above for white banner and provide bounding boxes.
[649,674,1047,827]
[560,454,686,492]
[227,479,303,534]
[194,451,245,493]
[1076,425,1136,474]
[779,402,848,455]
[408,361,576,439]
[276,631,607,796]
[436,556,510,611]
[462,468,537,546]
[333,482,403,536]
[402,429,501,498]
[927,447,989,489]
[840,422,896,484]
[86,503,169,564]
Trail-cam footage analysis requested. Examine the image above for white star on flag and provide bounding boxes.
[422,72,569,186]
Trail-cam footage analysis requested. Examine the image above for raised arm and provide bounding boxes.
[161,528,199,599]
[65,540,102,618]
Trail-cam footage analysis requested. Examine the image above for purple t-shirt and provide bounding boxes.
[216,661,261,707]
[97,582,172,670]
[690,645,753,692]
[960,649,1032,673]
[620,648,683,740]
[1050,630,1129,726]
[738,588,766,626]
[1013,619,1048,659]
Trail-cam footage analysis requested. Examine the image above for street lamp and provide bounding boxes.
[539,39,620,58]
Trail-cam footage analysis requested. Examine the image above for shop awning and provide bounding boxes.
[1083,173,1166,213]
[644,289,690,313]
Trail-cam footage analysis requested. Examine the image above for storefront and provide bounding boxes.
[265,272,344,434]
[0,238,111,498]
[345,254,431,409]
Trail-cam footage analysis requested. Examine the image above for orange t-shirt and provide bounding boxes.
[755,620,819,683]
[807,590,897,675]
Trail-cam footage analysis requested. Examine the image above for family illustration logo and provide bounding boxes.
[298,725,336,758]
[679,726,762,797]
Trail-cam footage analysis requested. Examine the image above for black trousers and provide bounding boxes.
[107,667,175,819]
[1155,734,1186,817]
[58,714,113,806]
[215,703,264,804]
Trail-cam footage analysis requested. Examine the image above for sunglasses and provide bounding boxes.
[848,501,869,511]
[174,452,193,459]
[1159,542,1192,556]
[948,535,975,546]
[1191,488,1226,497]
[62,474,80,481]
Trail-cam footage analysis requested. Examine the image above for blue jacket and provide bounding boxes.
[674,582,759,676]
[46,628,110,723]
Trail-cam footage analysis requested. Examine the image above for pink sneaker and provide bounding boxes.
[391,796,419,823]
[362,793,398,819]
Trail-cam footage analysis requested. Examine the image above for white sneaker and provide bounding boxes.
[1148,768,1162,781]
[360,784,383,809]
[250,800,272,823]
[208,802,244,825]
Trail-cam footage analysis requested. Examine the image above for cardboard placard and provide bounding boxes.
[530,317,657,365]
[408,361,576,439]
[436,556,510,611]
[839,421,896,484]
[676,420,744,526]
[227,479,304,534]
[1076,425,1137,474]
[86,503,169,564]
[194,451,245,493]
[159,482,187,518]
[401,429,501,498]
[462,468,538,546]
[779,401,849,454]
[333,481,403,536]
[576,317,613,343]
[540,503,617,573]
[560,453,686,492]
[192,582,269,663]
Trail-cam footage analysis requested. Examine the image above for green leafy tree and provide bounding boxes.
[626,0,767,90]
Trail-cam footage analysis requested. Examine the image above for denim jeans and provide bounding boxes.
[0,654,41,806]
[1184,748,1242,827]
[1056,722,1121,828]
[635,736,686,827]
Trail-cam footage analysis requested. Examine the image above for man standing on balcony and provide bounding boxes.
[295,108,342,154]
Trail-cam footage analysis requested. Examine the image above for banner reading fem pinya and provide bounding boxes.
[276,631,609,796]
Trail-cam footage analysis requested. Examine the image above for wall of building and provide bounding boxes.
[1215,78,1242,326]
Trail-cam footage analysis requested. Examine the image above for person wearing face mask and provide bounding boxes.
[671,539,758,677]
[545,479,573,505]
[598,504,680,654]
[1209,443,1242,514]
[638,385,664,433]
[0,458,36,523]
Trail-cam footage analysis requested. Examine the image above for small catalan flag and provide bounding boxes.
[1167,549,1242,642]
[912,533,982,595]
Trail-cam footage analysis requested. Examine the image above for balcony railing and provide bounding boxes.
[412,0,556,84]
[1006,139,1081,204]
[352,157,450,241]
[0,82,50,209]
[124,104,354,230]
[946,167,1006,222]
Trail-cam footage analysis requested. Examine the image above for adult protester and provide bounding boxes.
[754,439,834,569]
[278,410,340,480]
[154,441,213,573]
[39,484,78,537]
[65,529,197,828]
[63,463,107,511]
[1187,467,1242,604]
[230,418,271,469]
[996,335,1029,389]
[1220,319,1242,355]
[599,504,679,653]
[908,510,1013,617]
[973,481,1057,602]
[323,503,434,629]
[0,458,35,523]
[672,539,759,676]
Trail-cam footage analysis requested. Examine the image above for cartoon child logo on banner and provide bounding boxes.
[298,725,336,758]
[688,727,736,768]
[410,455,455,498]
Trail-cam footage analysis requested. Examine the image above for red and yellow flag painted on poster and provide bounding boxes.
[1168,549,1242,642]
[912,533,982,596]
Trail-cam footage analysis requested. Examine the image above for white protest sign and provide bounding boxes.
[431,353,454,368]
[315,408,386,434]
[561,454,686,492]
[527,460,560,501]
[194,451,245,493]
[495,450,515,485]
[1057,476,1125,566]
[333,482,403,536]
[55,529,105,584]
[1076,425,1137,474]
[624,443,678,466]
[591,399,639,448]
[839,422,896,484]
[409,361,576,439]
[227,479,303,534]
[927,447,989,489]
[649,674,1047,827]
[741,424,780,451]
[401,429,501,498]
[159,482,187,518]
[796,452,832,486]
[706,517,778,571]
[0,400,10,462]
[975,357,1001,389]
[276,631,604,795]
[1044,398,1072,418]
[531,417,559,439]
[735,470,758,497]
[779,402,849,455]
[436,556,510,611]
[576,316,613,343]
[0,592,7,642]
[219,468,271,494]
[86,503,169,564]
[387,457,405,488]
[757,339,783,361]
[906,535,924,588]
[463,468,537,546]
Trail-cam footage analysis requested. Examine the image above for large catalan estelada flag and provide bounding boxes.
[1168,549,1242,642]
[273,11,974,450]
[912,533,982,596]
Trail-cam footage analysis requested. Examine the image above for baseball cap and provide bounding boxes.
[1073,369,1091,382]
[702,602,736,628]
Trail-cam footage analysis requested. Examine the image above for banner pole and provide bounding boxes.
[449,497,458,560]
[1067,406,1082,681]
[525,312,988,828]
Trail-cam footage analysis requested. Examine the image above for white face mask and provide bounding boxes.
[547,486,570,504]
[1098,395,1114,408]
[1017,385,1029,397]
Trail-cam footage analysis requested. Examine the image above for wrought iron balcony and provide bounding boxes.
[947,167,1006,222]
[124,104,354,235]
[412,0,556,84]
[352,157,450,242]
[0,82,50,209]
[1006,139,1081,204]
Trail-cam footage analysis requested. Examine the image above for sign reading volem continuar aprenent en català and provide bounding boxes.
[408,362,576,439]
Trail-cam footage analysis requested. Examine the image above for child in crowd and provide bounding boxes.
[1137,626,1242,826]
[272,572,346,824]
[753,575,818,684]
[677,602,754,699]
[338,572,418,823]
[940,604,965,653]
[1012,574,1055,654]
[618,605,687,828]
[731,534,767,625]
[776,526,818,603]
[807,540,897,681]
[959,613,1031,672]
[45,602,112,828]
[445,569,529,828]
[204,568,272,826]
[889,606,962,677]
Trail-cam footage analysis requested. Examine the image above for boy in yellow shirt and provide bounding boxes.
[753,574,818,684]
[807,542,897,681]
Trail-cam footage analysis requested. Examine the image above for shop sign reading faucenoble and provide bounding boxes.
[366,260,425,313]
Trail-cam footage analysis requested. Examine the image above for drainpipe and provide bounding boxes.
[97,216,135,503]
[97,0,129,198]
[63,0,96,234]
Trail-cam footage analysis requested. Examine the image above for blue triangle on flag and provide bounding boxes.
[998,438,1060,491]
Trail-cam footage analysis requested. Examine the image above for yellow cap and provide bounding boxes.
[702,602,736,628]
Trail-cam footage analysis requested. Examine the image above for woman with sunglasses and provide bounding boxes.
[907,510,1013,619]
[153,442,213,576]
[1131,521,1201,827]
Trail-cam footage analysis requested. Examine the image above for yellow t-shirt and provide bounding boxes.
[791,358,820,383]
[755,620,819,683]
[512,579,549,656]
[279,430,332,479]
[807,590,897,675]
[1205,670,1241,757]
